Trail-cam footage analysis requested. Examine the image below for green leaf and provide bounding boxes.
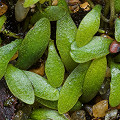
[109,61,120,107]
[36,97,58,110]
[31,108,69,120]
[70,100,82,112]
[4,64,34,104]
[56,14,78,72]
[80,56,107,103]
[115,18,120,42]
[115,0,120,13]
[56,0,78,72]
[36,97,82,111]
[58,62,91,114]
[45,40,65,88]
[0,39,22,80]
[24,71,59,101]
[76,5,102,47]
[16,18,50,70]
[58,0,69,12]
[30,6,67,24]
[39,0,46,4]
[70,36,112,63]
[24,0,39,8]
[0,15,6,32]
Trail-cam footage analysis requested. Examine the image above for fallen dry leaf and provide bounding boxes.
[29,63,45,76]
[80,2,90,11]
[0,2,8,16]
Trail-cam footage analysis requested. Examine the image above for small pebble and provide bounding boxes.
[13,110,23,120]
[93,100,108,117]
[71,110,86,120]
[15,0,30,22]
[109,40,120,53]
[64,112,71,119]
[4,96,17,107]
[101,89,110,100]
[84,105,93,116]
[105,109,118,120]
[99,78,110,95]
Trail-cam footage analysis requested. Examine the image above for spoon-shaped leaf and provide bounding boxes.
[58,0,69,12]
[45,40,65,88]
[36,97,82,111]
[31,108,69,120]
[36,97,58,110]
[0,39,22,80]
[56,0,78,72]
[76,5,102,47]
[30,6,66,24]
[58,62,91,114]
[70,36,112,63]
[70,100,82,112]
[16,18,50,70]
[0,15,6,32]
[80,56,107,103]
[115,18,120,42]
[4,64,34,104]
[56,14,78,72]
[24,0,39,8]
[24,71,59,101]
[109,61,120,107]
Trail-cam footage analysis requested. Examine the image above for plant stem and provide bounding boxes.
[104,0,110,17]
[101,0,110,29]
[101,15,110,23]
[2,29,21,39]
[109,0,115,28]
[98,29,106,34]
[36,3,42,13]
[87,0,109,23]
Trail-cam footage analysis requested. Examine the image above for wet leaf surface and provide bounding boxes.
[76,5,102,47]
[109,61,120,107]
[24,71,59,101]
[80,56,107,103]
[70,36,112,63]
[5,64,35,104]
[16,18,50,70]
[58,61,91,114]
[45,40,65,88]
[31,108,69,120]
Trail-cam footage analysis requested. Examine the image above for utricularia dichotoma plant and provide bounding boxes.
[0,0,120,119]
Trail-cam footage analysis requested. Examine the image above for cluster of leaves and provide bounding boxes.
[1,0,120,119]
